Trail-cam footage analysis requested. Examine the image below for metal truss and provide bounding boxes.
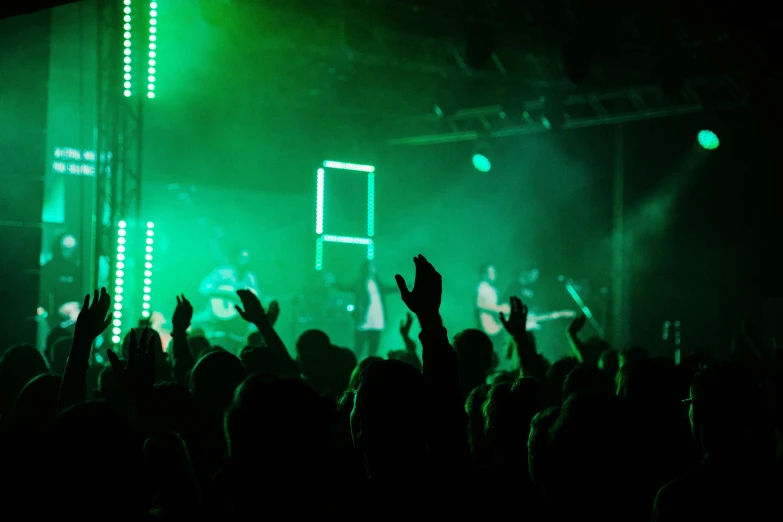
[387,75,748,146]
[94,0,143,289]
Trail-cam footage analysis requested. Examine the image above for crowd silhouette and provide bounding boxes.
[0,254,780,520]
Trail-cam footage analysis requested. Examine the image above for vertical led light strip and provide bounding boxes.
[112,221,127,344]
[315,168,324,234]
[148,2,157,98]
[123,0,132,97]
[367,171,375,260]
[142,221,154,317]
[315,236,324,270]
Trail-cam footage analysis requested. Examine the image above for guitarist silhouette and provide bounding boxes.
[476,264,510,352]
[194,246,260,352]
[478,264,576,356]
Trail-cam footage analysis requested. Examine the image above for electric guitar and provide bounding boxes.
[479,308,576,336]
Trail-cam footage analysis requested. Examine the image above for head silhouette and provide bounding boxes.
[351,359,427,477]
[452,329,494,400]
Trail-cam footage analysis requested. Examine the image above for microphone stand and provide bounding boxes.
[558,275,605,338]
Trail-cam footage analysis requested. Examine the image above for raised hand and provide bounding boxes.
[73,288,112,345]
[172,294,193,334]
[266,300,280,327]
[395,254,442,318]
[400,312,414,338]
[107,327,156,404]
[568,313,588,336]
[500,296,528,338]
[235,289,268,325]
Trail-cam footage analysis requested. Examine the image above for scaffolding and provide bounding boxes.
[387,75,748,146]
[94,0,143,312]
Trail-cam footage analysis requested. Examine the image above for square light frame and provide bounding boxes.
[315,160,375,270]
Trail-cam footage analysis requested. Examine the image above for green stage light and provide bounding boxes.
[697,130,719,150]
[472,153,491,172]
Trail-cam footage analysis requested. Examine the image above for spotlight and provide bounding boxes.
[472,153,491,173]
[697,130,719,150]
[472,142,492,173]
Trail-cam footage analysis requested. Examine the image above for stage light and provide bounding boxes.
[315,236,324,270]
[323,235,372,245]
[123,2,132,97]
[367,172,375,238]
[322,160,375,173]
[316,168,324,234]
[113,221,126,344]
[472,153,491,173]
[141,221,154,318]
[697,130,719,150]
[147,1,157,99]
[315,161,377,267]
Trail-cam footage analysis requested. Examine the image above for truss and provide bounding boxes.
[94,0,143,289]
[387,75,748,146]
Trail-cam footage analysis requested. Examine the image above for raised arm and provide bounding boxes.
[59,289,112,412]
[567,313,593,364]
[500,296,547,382]
[395,255,469,472]
[170,294,195,386]
[235,289,298,377]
